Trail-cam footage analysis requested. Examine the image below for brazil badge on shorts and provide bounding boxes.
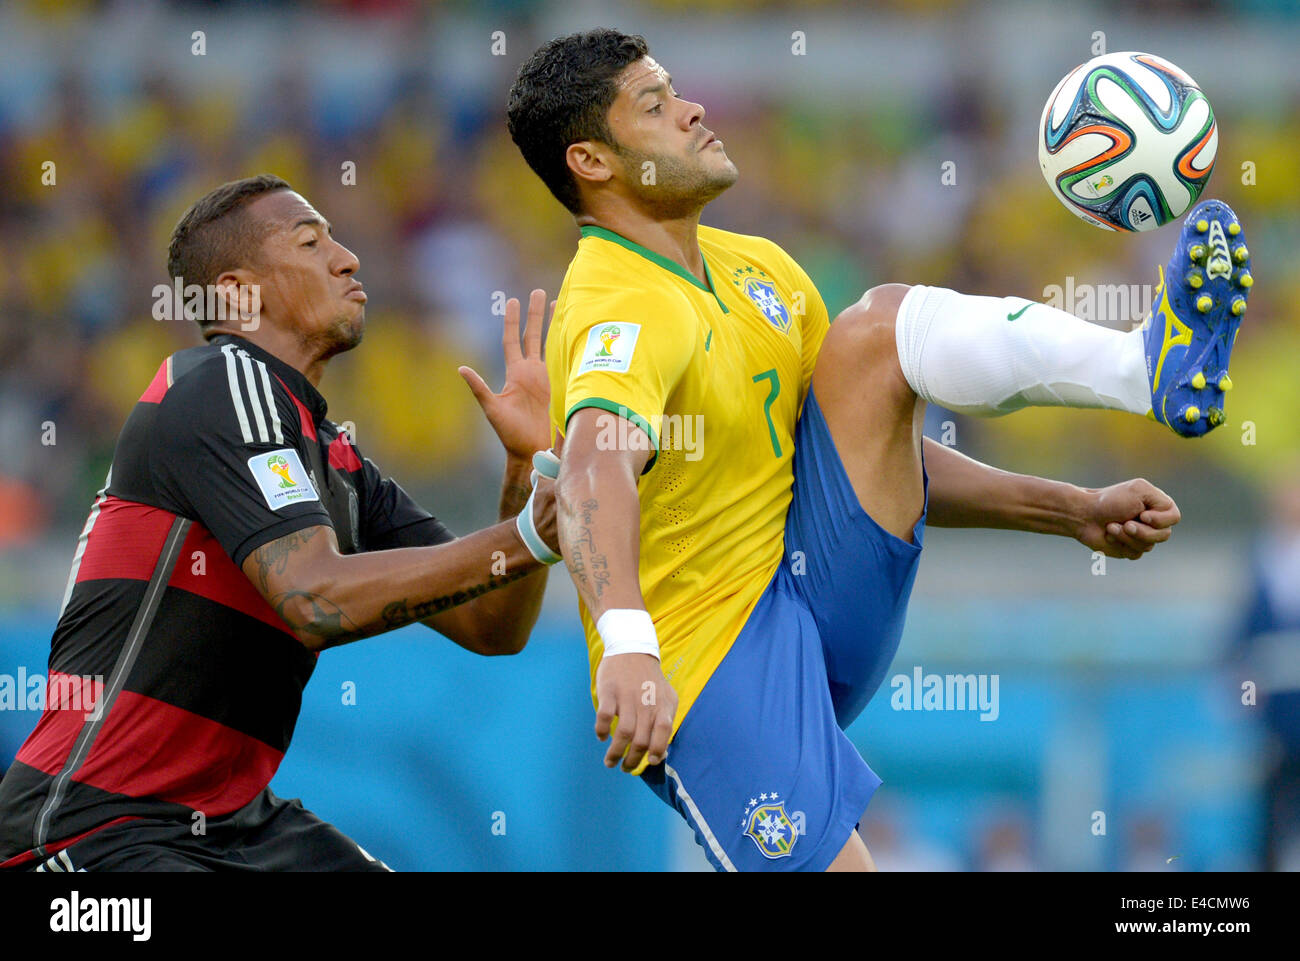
[742,793,798,859]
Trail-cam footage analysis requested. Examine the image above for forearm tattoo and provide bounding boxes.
[499,482,532,521]
[270,589,359,642]
[566,498,610,600]
[380,568,532,629]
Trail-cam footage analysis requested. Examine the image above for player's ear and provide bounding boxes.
[566,140,614,186]
[205,268,263,333]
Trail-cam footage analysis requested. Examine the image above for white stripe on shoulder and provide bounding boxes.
[255,360,284,444]
[356,844,394,872]
[221,344,254,443]
[237,350,270,443]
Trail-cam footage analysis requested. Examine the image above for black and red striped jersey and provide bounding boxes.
[0,334,454,868]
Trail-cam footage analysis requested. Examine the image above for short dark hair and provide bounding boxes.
[506,29,649,214]
[167,174,291,326]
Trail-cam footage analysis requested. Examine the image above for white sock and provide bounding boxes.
[893,284,1152,417]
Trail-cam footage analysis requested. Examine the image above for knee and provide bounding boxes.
[853,283,912,322]
[824,283,912,360]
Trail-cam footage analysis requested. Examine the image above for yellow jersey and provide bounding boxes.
[548,223,831,750]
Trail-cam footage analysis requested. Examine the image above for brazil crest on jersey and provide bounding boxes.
[547,223,831,759]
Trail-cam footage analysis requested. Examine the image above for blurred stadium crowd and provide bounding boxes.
[3,0,1297,553]
[1,0,1297,870]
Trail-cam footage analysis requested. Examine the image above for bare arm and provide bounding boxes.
[557,411,647,619]
[557,407,676,772]
[922,437,1181,559]
[414,454,551,654]
[414,288,555,653]
[242,515,552,652]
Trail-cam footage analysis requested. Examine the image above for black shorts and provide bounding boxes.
[28,789,390,872]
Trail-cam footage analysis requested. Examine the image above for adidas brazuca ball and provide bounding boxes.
[1039,51,1217,231]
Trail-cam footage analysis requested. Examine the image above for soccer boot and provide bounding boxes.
[1143,198,1252,437]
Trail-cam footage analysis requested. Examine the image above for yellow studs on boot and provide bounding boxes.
[1234,246,1249,264]
[1231,298,1247,316]
[1227,222,1241,237]
[1189,244,1207,262]
[1186,270,1203,289]
[1191,371,1207,390]
[1195,219,1209,233]
[1184,406,1201,424]
[1196,294,1213,312]
[1219,374,1233,391]
[1207,407,1225,428]
[1236,270,1253,289]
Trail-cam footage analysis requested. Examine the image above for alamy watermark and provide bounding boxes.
[0,668,104,719]
[594,409,704,461]
[1043,278,1153,326]
[50,892,150,941]
[890,665,1000,721]
[152,278,261,330]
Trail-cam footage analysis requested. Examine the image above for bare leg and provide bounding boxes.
[811,283,924,541]
[827,829,878,872]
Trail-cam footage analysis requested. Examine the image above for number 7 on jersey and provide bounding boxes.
[752,368,782,458]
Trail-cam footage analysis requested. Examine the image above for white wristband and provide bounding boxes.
[515,449,562,565]
[596,609,660,660]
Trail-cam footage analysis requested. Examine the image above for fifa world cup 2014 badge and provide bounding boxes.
[248,447,320,512]
[268,454,297,488]
[579,322,641,374]
[596,324,620,357]
[742,793,797,859]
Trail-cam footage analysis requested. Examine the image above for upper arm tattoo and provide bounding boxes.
[249,526,324,593]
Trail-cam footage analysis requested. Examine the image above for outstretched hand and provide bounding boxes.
[459,289,554,463]
[1074,479,1181,559]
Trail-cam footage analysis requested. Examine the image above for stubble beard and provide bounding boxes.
[313,310,365,361]
[615,142,739,219]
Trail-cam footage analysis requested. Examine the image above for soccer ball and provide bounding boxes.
[1038,51,1217,232]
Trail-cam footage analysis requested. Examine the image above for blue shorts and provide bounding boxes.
[643,388,926,871]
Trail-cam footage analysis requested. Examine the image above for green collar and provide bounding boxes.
[580,224,730,314]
